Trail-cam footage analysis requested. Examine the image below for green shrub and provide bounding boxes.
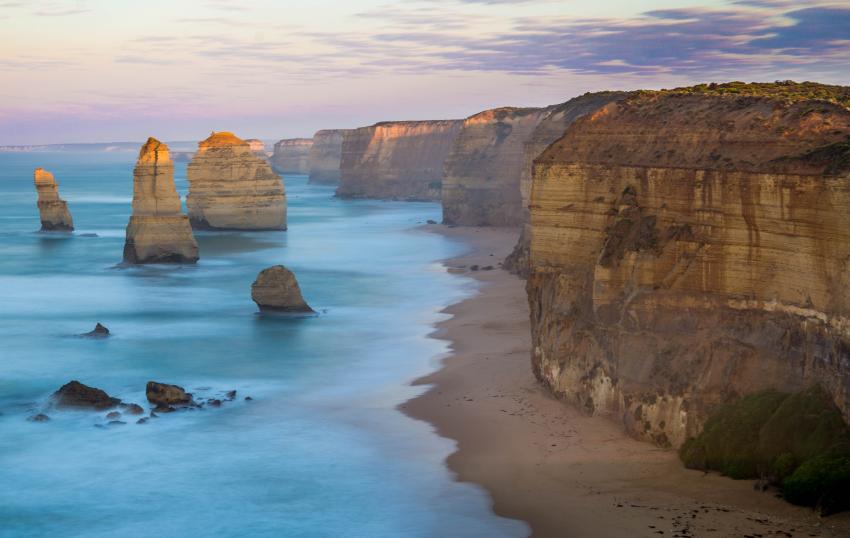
[782,456,850,515]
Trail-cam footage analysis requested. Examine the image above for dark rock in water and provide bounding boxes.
[106,411,121,420]
[251,265,315,314]
[153,404,176,414]
[107,420,126,426]
[122,403,144,415]
[482,265,494,271]
[82,323,110,338]
[79,233,99,237]
[136,417,148,425]
[146,381,192,407]
[208,399,222,407]
[149,411,159,418]
[28,413,50,422]
[225,390,237,401]
[426,219,437,225]
[245,396,253,401]
[470,265,479,271]
[52,380,120,410]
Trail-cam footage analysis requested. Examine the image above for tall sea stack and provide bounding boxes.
[123,137,199,264]
[308,129,348,184]
[271,138,312,175]
[187,132,286,230]
[33,168,74,231]
[526,82,850,448]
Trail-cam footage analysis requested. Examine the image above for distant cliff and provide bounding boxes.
[441,107,551,226]
[309,129,349,184]
[527,82,850,448]
[337,120,462,201]
[271,138,312,174]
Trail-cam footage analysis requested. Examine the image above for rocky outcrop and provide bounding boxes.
[442,107,552,226]
[251,265,314,313]
[271,138,312,174]
[146,381,193,408]
[503,92,629,275]
[337,120,462,201]
[309,129,349,184]
[81,323,109,338]
[33,168,74,231]
[245,139,267,155]
[527,82,850,448]
[187,132,286,230]
[52,381,120,409]
[123,138,199,264]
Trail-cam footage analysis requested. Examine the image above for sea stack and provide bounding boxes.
[271,138,313,175]
[337,120,462,201]
[187,131,286,230]
[122,137,199,264]
[251,265,314,313]
[308,129,349,184]
[33,168,74,231]
[526,82,850,448]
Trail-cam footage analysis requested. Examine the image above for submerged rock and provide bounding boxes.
[121,403,144,415]
[28,413,50,422]
[82,323,110,338]
[106,411,121,420]
[251,265,314,313]
[52,381,120,410]
[146,381,193,407]
[33,168,74,232]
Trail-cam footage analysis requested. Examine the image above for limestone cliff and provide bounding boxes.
[527,82,850,448]
[337,120,462,201]
[270,138,312,174]
[123,138,198,264]
[309,129,348,184]
[187,132,286,230]
[504,92,629,275]
[245,139,267,155]
[442,107,551,226]
[33,168,74,231]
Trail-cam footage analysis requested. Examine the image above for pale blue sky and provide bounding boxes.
[1,0,848,144]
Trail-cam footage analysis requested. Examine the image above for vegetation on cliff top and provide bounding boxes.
[635,81,850,108]
[680,385,850,515]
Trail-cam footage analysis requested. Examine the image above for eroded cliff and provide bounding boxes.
[33,168,74,231]
[527,82,850,448]
[187,131,286,230]
[337,120,461,201]
[123,138,198,264]
[271,138,312,174]
[309,129,348,184]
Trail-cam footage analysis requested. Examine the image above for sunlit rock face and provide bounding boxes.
[270,138,312,174]
[502,92,629,275]
[337,120,462,201]
[245,139,268,155]
[527,83,850,448]
[33,168,74,231]
[442,107,552,226]
[123,138,198,264]
[308,129,349,185]
[186,131,286,230]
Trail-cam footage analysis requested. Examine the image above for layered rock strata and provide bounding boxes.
[442,107,552,226]
[123,138,199,264]
[337,120,462,201]
[245,139,267,156]
[33,168,74,231]
[186,132,286,230]
[527,82,850,448]
[270,138,312,174]
[308,129,349,184]
[251,265,314,313]
[503,92,628,275]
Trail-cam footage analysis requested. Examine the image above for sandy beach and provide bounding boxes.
[404,225,850,538]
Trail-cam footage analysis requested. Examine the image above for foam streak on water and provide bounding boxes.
[0,152,527,538]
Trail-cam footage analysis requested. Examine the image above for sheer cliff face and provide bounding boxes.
[442,107,551,226]
[308,129,348,184]
[123,138,198,264]
[187,132,286,230]
[337,120,462,201]
[503,92,628,275]
[33,168,74,231]
[271,138,312,174]
[527,86,850,448]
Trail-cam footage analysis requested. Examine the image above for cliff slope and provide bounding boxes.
[270,138,312,174]
[527,82,850,448]
[187,132,286,230]
[33,168,74,231]
[337,120,461,201]
[441,107,551,226]
[123,138,198,264]
[309,129,348,184]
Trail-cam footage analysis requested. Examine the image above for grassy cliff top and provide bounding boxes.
[635,81,850,109]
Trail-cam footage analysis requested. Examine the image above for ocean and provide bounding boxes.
[0,151,527,537]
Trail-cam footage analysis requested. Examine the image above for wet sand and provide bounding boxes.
[403,224,850,538]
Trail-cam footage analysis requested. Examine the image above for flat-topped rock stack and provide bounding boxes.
[308,129,349,184]
[187,131,286,230]
[33,168,74,231]
[123,137,199,264]
[271,138,312,175]
[337,120,462,201]
[245,139,267,156]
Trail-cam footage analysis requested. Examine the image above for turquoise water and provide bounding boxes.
[0,152,527,538]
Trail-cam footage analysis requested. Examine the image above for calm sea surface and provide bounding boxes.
[0,152,527,538]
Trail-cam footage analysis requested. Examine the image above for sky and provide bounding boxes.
[1,0,849,144]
